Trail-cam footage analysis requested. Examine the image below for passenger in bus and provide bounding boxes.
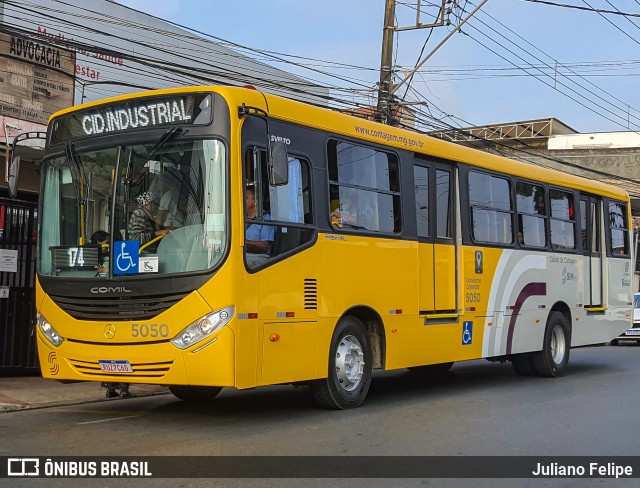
[331,208,356,226]
[128,190,170,245]
[330,189,377,230]
[156,188,184,230]
[331,191,357,226]
[245,186,276,266]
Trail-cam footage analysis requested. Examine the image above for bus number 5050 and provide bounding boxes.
[466,293,481,303]
[132,323,169,338]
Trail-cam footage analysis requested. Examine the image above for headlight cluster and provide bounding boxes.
[171,306,234,350]
[37,313,64,347]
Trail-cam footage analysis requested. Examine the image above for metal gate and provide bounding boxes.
[0,196,38,372]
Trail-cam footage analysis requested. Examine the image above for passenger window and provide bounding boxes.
[516,182,546,248]
[550,189,576,250]
[469,171,512,244]
[328,140,401,233]
[608,201,629,256]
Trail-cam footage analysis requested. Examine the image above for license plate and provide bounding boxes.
[99,360,133,373]
[625,330,640,336]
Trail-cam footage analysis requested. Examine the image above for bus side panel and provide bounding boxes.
[570,256,632,346]
[261,321,317,385]
[314,234,418,375]
[257,247,320,385]
[476,248,630,356]
[434,243,456,311]
[387,320,462,369]
[465,247,550,359]
[417,244,434,312]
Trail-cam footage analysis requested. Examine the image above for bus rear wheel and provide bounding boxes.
[169,386,223,402]
[311,316,372,409]
[531,311,571,377]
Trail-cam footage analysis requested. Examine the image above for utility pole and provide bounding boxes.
[376,0,490,126]
[376,0,396,124]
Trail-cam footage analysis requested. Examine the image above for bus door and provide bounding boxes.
[414,162,457,314]
[580,196,603,307]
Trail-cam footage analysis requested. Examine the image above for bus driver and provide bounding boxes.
[245,186,275,266]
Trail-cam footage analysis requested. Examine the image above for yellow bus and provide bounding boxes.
[35,86,633,409]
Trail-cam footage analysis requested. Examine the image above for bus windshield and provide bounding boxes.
[38,138,227,278]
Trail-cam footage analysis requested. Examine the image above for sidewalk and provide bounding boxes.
[0,376,169,412]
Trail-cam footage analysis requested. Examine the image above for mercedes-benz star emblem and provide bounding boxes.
[104,324,116,339]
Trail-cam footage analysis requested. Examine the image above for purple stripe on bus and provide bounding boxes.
[506,282,547,355]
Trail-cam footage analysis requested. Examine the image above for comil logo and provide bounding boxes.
[7,458,39,476]
[90,286,132,294]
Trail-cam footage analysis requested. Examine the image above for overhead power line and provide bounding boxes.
[452,1,640,131]
[3,0,640,193]
[523,0,640,18]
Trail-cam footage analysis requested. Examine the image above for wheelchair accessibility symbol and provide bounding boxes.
[462,321,473,345]
[113,241,139,275]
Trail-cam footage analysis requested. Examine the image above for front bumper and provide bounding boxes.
[36,325,236,387]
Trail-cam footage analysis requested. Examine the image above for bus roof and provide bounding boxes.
[49,85,629,202]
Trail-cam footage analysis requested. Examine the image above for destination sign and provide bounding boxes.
[49,92,213,145]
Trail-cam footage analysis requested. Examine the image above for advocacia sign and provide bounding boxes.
[0,32,75,124]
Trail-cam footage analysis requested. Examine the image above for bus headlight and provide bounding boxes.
[171,306,234,350]
[37,313,64,347]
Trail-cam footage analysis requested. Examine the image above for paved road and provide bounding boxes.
[1,344,639,487]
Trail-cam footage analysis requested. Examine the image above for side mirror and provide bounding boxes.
[268,140,289,186]
[8,156,20,198]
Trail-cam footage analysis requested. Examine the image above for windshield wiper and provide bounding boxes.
[148,127,188,159]
[64,142,85,206]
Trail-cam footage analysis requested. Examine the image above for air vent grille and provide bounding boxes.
[50,292,189,321]
[69,358,173,378]
[304,278,318,310]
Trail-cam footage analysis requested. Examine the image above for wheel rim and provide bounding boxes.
[334,334,365,392]
[550,325,566,364]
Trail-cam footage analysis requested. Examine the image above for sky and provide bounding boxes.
[116,0,640,133]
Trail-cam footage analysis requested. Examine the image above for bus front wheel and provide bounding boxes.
[531,311,571,377]
[169,386,223,402]
[311,316,372,409]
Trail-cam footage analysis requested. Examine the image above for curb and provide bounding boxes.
[0,386,171,413]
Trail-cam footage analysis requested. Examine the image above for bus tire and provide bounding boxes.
[169,386,223,402]
[531,311,571,378]
[511,353,535,376]
[407,362,454,375]
[311,316,372,409]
